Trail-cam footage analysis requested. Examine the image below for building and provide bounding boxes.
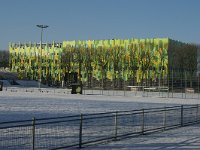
[9,38,198,88]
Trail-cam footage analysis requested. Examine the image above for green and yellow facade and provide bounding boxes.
[9,42,63,83]
[9,38,197,87]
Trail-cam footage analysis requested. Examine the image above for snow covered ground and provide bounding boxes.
[2,88,200,122]
[1,87,200,149]
[0,89,170,122]
[1,88,200,122]
[85,124,200,150]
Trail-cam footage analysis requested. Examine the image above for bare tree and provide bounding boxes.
[129,44,139,85]
[95,46,110,89]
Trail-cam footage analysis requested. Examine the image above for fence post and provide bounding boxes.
[196,104,199,122]
[163,107,166,130]
[123,80,126,96]
[198,75,200,99]
[141,109,144,134]
[114,111,118,140]
[159,72,161,96]
[167,72,169,98]
[181,105,183,126]
[181,72,183,99]
[79,114,83,148]
[172,69,174,98]
[184,71,187,99]
[32,117,35,150]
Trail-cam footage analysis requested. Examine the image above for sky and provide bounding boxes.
[0,0,200,50]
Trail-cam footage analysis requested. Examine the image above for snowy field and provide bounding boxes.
[85,124,200,150]
[1,88,200,149]
[1,88,200,122]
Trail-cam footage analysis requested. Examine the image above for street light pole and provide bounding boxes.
[36,25,49,88]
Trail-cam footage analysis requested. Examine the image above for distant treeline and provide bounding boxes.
[0,50,9,68]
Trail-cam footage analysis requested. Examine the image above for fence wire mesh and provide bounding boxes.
[80,70,200,99]
[1,105,200,149]
[117,111,142,136]
[35,116,80,150]
[82,113,114,144]
[0,120,32,150]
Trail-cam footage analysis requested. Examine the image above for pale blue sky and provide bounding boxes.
[0,0,200,50]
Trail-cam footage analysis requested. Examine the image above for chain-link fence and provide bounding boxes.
[2,70,200,99]
[3,87,71,94]
[82,69,200,99]
[1,105,200,149]
[0,120,32,149]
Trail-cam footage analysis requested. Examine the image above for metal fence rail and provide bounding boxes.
[3,87,71,94]
[1,105,200,149]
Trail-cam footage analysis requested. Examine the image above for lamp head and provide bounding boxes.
[36,25,49,28]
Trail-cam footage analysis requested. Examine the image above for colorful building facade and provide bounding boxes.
[9,38,197,87]
[9,42,63,84]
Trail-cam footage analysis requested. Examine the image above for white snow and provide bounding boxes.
[1,88,200,122]
[0,89,171,121]
[1,87,200,149]
[85,124,200,150]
